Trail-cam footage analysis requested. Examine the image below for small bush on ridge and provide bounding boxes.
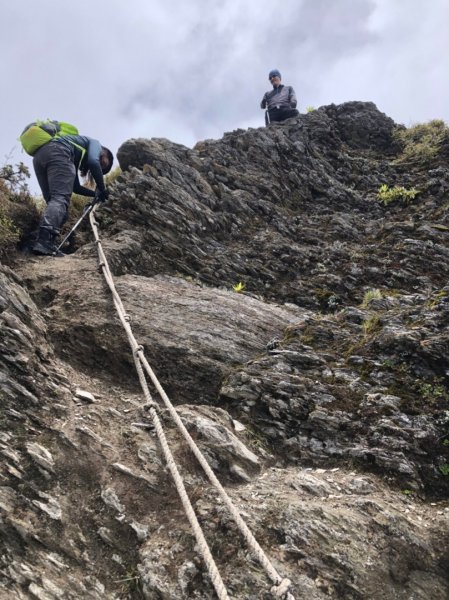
[377,184,419,205]
[393,119,449,165]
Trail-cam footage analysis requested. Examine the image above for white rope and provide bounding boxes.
[133,350,229,599]
[89,209,295,600]
[137,348,295,600]
[90,216,229,599]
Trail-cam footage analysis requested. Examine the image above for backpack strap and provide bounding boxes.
[63,139,86,166]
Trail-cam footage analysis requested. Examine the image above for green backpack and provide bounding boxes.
[19,119,79,156]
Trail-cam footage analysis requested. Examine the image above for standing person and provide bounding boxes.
[32,134,113,256]
[260,69,299,124]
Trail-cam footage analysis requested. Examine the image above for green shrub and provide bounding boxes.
[0,163,42,258]
[0,162,30,196]
[377,184,419,205]
[393,119,449,165]
[439,464,449,476]
[306,106,316,113]
[0,210,20,247]
[361,288,382,308]
[418,380,449,402]
[362,314,382,336]
[426,290,448,309]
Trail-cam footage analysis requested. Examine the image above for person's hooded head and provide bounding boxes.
[268,69,281,86]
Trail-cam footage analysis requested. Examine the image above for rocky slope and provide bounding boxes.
[0,102,448,599]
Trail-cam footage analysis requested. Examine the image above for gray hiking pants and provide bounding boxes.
[33,141,76,234]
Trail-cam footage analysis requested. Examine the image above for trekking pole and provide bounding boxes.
[54,194,99,253]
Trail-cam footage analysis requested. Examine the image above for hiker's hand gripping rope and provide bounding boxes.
[95,187,109,203]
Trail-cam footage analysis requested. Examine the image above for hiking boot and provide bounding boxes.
[32,228,65,257]
[32,241,66,257]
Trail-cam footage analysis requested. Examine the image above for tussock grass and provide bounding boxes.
[393,119,449,165]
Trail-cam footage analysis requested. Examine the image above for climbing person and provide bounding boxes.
[261,69,299,125]
[30,131,113,256]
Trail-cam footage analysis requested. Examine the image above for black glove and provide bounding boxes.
[95,188,109,203]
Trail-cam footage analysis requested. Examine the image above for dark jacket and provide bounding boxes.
[53,135,106,196]
[261,84,297,111]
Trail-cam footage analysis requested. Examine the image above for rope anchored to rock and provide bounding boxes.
[89,207,295,600]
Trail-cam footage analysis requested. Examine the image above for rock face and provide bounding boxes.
[1,102,449,599]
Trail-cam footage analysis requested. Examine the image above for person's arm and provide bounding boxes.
[73,172,95,197]
[288,86,297,109]
[85,139,106,192]
[261,92,268,109]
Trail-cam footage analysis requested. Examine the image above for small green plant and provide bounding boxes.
[361,288,383,308]
[362,315,382,336]
[314,287,340,312]
[377,184,419,205]
[382,358,395,369]
[114,567,143,596]
[426,290,448,309]
[0,164,40,257]
[393,119,449,165]
[0,212,20,245]
[442,439,449,446]
[418,380,449,402]
[401,489,414,496]
[0,162,30,195]
[244,425,272,453]
[233,281,245,293]
[306,106,316,113]
[439,464,449,476]
[327,294,340,310]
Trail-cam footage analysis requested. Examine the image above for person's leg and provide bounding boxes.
[286,108,299,119]
[24,150,51,253]
[33,151,50,202]
[33,143,76,255]
[277,108,299,122]
[268,109,282,122]
[40,143,76,233]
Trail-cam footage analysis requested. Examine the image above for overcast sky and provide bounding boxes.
[2,0,448,192]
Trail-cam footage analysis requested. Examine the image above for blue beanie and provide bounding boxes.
[268,69,281,80]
